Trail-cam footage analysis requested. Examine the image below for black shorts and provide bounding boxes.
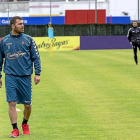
[132,42,140,47]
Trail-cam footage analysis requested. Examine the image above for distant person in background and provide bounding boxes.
[48,22,54,39]
[48,22,54,56]
[127,21,140,65]
[0,16,41,138]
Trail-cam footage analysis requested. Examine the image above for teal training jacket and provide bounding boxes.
[0,33,41,78]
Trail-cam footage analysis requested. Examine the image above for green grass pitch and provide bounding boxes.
[1,49,140,140]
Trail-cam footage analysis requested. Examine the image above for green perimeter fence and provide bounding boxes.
[0,24,133,37]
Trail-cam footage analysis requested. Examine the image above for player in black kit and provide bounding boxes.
[127,21,140,65]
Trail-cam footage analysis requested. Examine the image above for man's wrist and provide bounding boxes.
[35,74,40,76]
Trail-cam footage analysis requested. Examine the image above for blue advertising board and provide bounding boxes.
[107,16,130,24]
[0,16,130,25]
[0,16,65,25]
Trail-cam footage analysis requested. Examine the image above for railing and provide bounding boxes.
[0,2,29,12]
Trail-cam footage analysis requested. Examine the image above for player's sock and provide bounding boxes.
[134,56,138,64]
[22,118,28,125]
[12,123,18,130]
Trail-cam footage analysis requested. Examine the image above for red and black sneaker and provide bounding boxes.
[9,129,20,138]
[21,124,30,135]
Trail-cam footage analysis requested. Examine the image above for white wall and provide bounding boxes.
[29,1,109,16]
[0,12,29,17]
[29,0,138,19]
[109,0,138,20]
[0,0,138,20]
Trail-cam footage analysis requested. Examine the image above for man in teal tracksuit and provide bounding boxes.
[0,16,41,138]
[48,22,54,39]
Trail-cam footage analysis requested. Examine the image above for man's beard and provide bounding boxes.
[15,26,24,33]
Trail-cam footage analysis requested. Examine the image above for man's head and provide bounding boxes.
[132,21,138,27]
[48,22,51,27]
[10,16,24,34]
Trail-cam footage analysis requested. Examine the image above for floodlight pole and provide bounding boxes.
[89,0,90,9]
[107,0,110,16]
[7,0,9,25]
[50,0,52,23]
[138,0,139,23]
[95,0,97,23]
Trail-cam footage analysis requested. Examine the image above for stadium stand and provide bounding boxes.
[0,1,29,12]
[0,0,97,2]
[0,0,97,12]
